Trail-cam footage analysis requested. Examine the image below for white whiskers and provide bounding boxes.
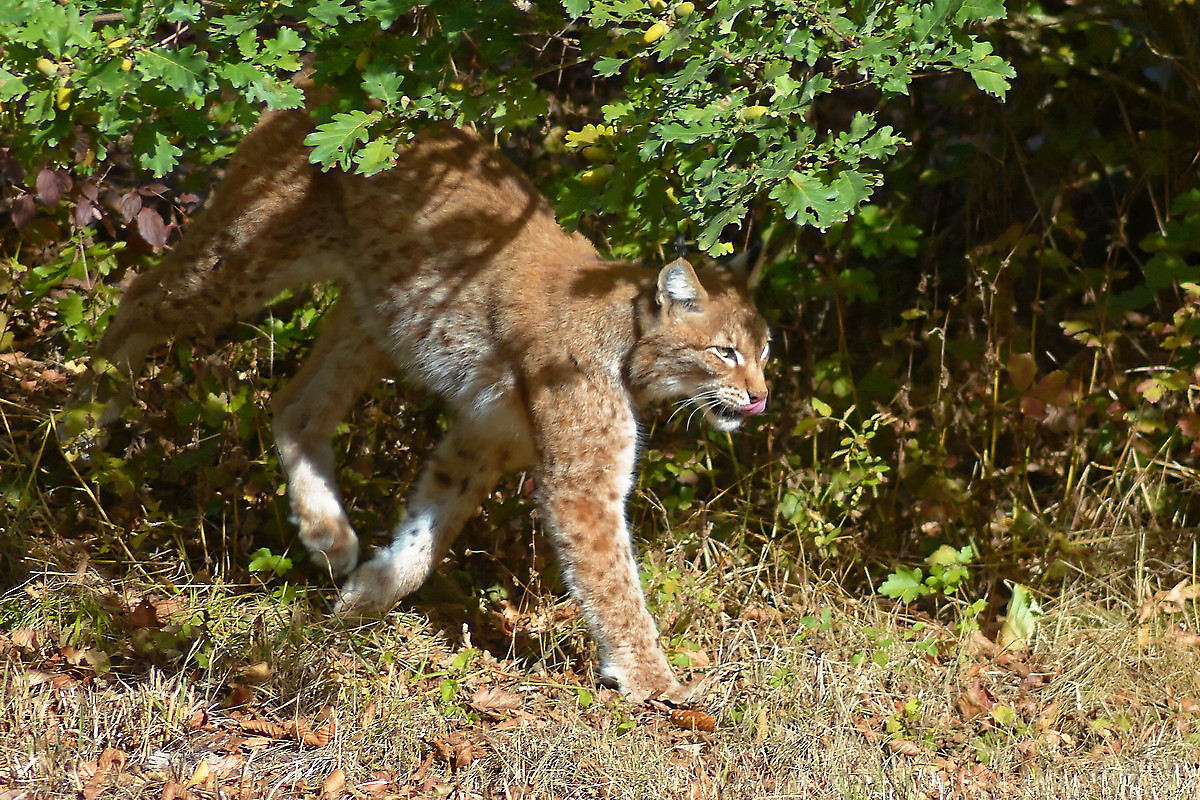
[668,389,727,429]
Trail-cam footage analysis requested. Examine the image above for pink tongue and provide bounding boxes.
[744,397,768,415]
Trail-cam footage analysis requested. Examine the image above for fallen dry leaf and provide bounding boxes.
[644,698,718,733]
[887,738,925,757]
[186,706,209,730]
[226,683,255,707]
[11,628,39,650]
[238,661,274,682]
[667,708,717,733]
[431,732,474,768]
[81,747,127,800]
[469,685,524,715]
[1165,625,1200,648]
[127,597,163,629]
[160,781,191,800]
[1138,580,1200,623]
[302,720,337,747]
[239,718,288,738]
[186,759,211,788]
[238,716,335,747]
[957,677,996,719]
[322,767,346,798]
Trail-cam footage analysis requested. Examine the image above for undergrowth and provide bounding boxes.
[3,1,1200,796]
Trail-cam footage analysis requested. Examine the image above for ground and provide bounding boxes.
[4,535,1200,799]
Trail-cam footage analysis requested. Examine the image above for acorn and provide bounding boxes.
[643,21,671,43]
[580,164,615,186]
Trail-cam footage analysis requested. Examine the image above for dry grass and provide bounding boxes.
[4,531,1200,799]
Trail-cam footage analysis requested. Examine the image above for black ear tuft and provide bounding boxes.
[656,258,709,311]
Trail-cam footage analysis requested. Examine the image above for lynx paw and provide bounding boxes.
[298,521,359,578]
[316,538,359,578]
[601,663,692,704]
[333,558,407,616]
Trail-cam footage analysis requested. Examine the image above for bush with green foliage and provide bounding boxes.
[1,0,1011,254]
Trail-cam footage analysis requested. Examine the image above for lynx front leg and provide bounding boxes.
[531,380,680,702]
[273,302,390,576]
[336,404,533,614]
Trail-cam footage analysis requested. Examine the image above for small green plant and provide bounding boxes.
[779,403,892,553]
[248,547,293,578]
[878,544,976,604]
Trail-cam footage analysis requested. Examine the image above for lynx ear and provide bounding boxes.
[656,258,708,311]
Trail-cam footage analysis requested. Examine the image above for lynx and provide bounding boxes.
[78,109,770,701]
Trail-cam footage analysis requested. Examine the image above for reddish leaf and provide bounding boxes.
[36,168,62,206]
[668,707,717,732]
[73,197,100,229]
[1179,412,1200,440]
[138,182,170,197]
[128,597,163,629]
[11,194,36,228]
[1031,370,1074,406]
[1019,395,1046,420]
[118,191,143,224]
[136,206,169,249]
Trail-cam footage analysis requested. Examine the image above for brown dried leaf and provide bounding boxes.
[967,630,999,658]
[239,718,287,738]
[302,720,336,747]
[81,747,126,800]
[1138,580,1200,623]
[957,677,996,719]
[322,768,346,798]
[22,669,56,688]
[1165,625,1200,648]
[668,708,717,733]
[186,706,208,730]
[470,685,524,715]
[128,597,163,629]
[887,738,924,757]
[237,661,274,682]
[431,732,474,768]
[226,683,255,707]
[160,782,190,800]
[11,628,39,650]
[97,747,126,771]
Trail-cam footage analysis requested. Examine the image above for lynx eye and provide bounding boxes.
[760,342,770,362]
[707,346,742,366]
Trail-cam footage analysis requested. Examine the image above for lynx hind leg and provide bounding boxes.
[336,403,534,615]
[273,302,391,577]
[531,382,679,702]
[68,110,332,434]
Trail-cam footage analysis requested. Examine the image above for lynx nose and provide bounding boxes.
[745,390,768,415]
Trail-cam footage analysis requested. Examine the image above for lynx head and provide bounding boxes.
[631,257,770,431]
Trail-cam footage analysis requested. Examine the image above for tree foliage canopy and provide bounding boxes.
[1,0,1012,253]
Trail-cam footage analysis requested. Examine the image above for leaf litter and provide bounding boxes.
[3,570,1200,799]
